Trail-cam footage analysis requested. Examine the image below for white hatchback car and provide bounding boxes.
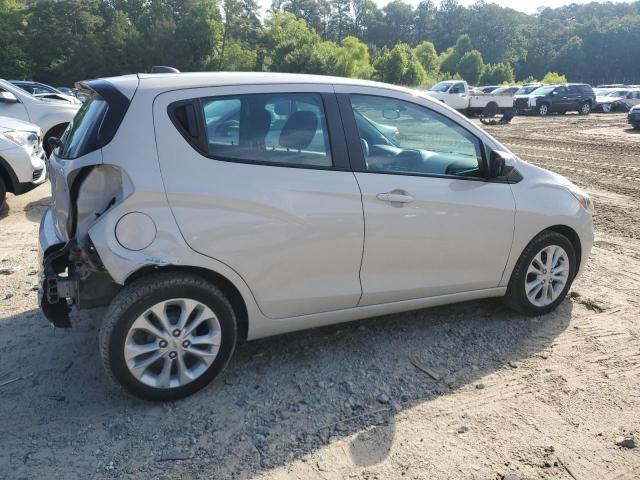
[39,73,594,400]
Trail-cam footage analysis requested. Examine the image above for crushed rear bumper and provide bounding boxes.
[38,207,120,327]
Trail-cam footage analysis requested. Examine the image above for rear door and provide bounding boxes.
[153,84,364,319]
[336,87,515,305]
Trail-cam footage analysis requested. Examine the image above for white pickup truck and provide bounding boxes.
[0,79,80,156]
[424,81,514,115]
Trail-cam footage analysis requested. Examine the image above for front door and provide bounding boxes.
[339,91,515,306]
[153,85,364,319]
[0,87,29,122]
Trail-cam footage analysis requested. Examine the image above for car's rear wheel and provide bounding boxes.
[579,102,591,115]
[99,272,237,401]
[633,124,640,130]
[536,103,549,116]
[504,231,577,316]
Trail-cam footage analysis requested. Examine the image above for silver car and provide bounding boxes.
[0,116,47,206]
[39,72,594,400]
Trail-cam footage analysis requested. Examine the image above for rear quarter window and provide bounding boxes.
[57,95,108,159]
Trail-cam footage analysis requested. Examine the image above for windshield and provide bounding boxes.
[516,86,538,95]
[57,93,108,159]
[531,86,555,96]
[429,82,453,93]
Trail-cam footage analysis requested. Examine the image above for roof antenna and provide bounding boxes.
[149,66,180,74]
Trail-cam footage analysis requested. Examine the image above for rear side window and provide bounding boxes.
[58,94,108,159]
[201,93,332,168]
[56,80,130,160]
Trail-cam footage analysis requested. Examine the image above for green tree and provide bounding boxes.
[456,49,483,84]
[414,41,439,76]
[479,63,515,85]
[373,43,425,86]
[542,72,568,83]
[553,35,586,81]
[0,0,30,78]
[334,36,371,78]
[259,12,321,73]
[439,34,472,74]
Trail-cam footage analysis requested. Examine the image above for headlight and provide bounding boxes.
[567,185,594,215]
[2,130,39,150]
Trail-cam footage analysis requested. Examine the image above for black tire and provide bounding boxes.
[504,231,577,316]
[43,124,68,158]
[0,176,6,207]
[536,103,549,116]
[99,272,237,401]
[579,101,591,116]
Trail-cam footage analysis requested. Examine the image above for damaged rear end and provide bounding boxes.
[39,79,135,327]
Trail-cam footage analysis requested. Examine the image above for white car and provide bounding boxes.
[424,80,514,115]
[595,89,640,112]
[38,72,594,400]
[0,116,47,206]
[0,79,80,156]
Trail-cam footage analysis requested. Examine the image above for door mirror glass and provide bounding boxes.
[382,108,400,120]
[0,91,18,104]
[551,91,558,96]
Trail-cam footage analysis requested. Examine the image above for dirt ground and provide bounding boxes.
[1,113,639,480]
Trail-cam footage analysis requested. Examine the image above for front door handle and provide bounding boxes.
[376,192,415,204]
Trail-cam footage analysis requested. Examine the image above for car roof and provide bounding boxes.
[127,72,417,95]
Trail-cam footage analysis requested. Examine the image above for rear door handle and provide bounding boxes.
[376,192,415,204]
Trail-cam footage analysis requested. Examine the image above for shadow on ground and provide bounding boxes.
[24,196,51,223]
[0,298,572,478]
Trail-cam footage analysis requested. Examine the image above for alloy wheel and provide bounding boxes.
[524,245,570,307]
[124,298,221,389]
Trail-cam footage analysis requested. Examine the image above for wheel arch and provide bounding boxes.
[124,265,249,341]
[545,224,582,272]
[0,155,19,193]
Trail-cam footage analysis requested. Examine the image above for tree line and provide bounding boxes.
[1,0,639,88]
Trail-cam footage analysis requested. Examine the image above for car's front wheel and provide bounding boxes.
[536,103,549,116]
[99,272,237,401]
[504,231,577,316]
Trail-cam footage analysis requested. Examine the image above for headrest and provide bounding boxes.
[279,110,318,150]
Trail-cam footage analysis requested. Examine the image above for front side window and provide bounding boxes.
[202,93,332,168]
[350,95,483,178]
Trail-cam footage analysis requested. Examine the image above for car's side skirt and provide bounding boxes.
[247,287,507,340]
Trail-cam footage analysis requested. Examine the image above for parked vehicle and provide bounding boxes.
[478,85,500,93]
[0,116,47,206]
[38,72,594,400]
[10,81,81,105]
[629,104,640,130]
[514,84,596,116]
[491,86,519,95]
[425,80,514,115]
[0,79,80,156]
[514,84,544,98]
[595,89,640,112]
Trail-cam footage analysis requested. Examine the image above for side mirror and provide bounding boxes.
[551,91,558,96]
[48,136,62,152]
[0,91,18,104]
[382,108,400,120]
[487,150,508,178]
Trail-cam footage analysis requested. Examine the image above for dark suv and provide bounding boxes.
[515,84,595,116]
